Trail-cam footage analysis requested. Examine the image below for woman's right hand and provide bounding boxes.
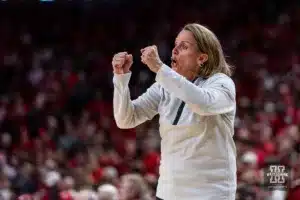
[112,52,133,74]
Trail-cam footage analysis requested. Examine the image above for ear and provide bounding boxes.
[197,53,208,66]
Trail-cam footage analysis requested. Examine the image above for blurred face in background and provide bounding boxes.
[21,162,34,178]
[118,174,150,200]
[119,175,143,200]
[1,133,11,148]
[119,177,135,200]
[125,140,136,158]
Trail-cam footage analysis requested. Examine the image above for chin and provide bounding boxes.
[172,66,178,71]
[173,68,182,75]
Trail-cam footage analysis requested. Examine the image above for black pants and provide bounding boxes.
[156,197,163,200]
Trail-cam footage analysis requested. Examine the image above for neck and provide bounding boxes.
[185,71,198,82]
[173,67,198,81]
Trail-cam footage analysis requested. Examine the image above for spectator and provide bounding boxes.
[119,174,152,200]
[97,184,118,200]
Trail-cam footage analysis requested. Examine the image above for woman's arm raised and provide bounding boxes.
[113,72,160,129]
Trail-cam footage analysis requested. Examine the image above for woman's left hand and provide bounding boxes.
[141,45,163,73]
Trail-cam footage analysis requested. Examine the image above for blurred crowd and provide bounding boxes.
[0,0,300,199]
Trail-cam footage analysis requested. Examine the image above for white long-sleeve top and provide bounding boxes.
[113,64,237,200]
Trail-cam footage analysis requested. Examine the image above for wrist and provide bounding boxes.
[114,69,131,74]
[154,61,163,73]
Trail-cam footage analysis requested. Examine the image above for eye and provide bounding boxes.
[178,43,188,50]
[182,44,188,50]
[174,42,189,51]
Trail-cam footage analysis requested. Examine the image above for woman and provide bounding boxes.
[112,23,237,200]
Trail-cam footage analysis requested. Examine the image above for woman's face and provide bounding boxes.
[119,178,135,200]
[171,30,204,79]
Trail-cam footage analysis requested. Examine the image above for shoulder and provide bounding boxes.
[204,73,236,97]
[205,73,235,88]
[207,73,235,85]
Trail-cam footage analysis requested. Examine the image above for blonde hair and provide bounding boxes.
[122,174,152,200]
[183,23,234,77]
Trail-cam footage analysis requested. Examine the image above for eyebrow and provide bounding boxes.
[175,40,195,45]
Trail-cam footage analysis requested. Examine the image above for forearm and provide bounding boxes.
[113,73,159,128]
[113,73,139,129]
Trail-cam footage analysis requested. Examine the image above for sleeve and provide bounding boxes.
[113,72,161,129]
[155,64,236,116]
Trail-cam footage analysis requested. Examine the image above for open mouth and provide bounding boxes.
[171,57,177,65]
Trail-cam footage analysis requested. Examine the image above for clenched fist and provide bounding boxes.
[112,52,133,74]
[141,45,163,73]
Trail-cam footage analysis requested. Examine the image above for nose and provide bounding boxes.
[172,46,179,55]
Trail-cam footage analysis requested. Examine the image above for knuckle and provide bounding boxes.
[117,52,125,57]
